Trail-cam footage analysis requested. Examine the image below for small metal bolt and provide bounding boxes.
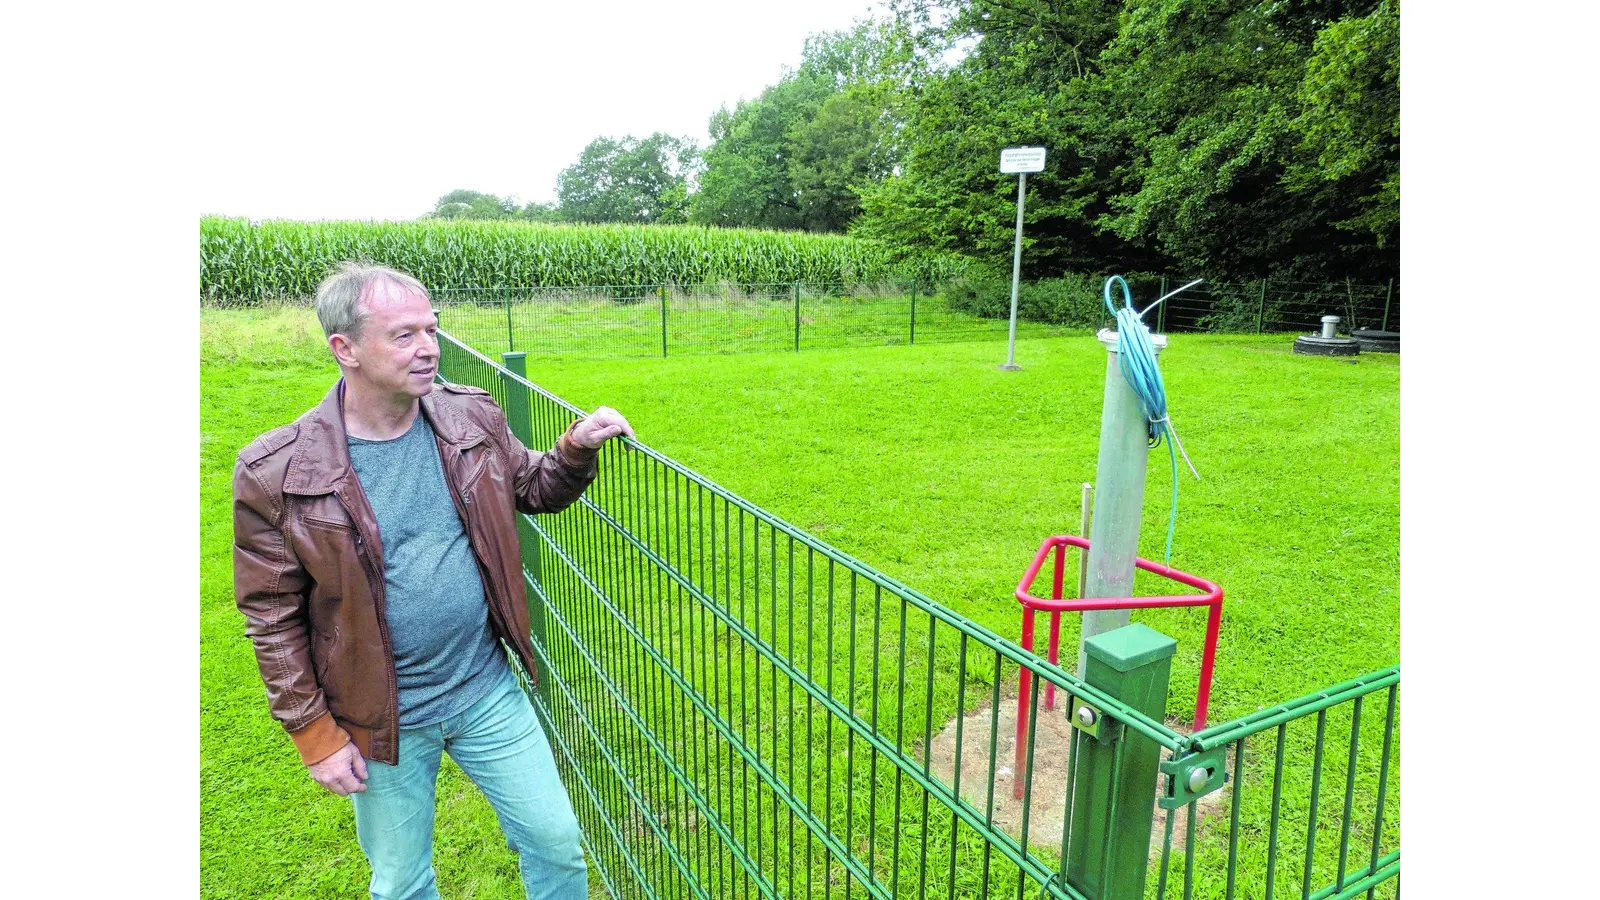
[1076,706,1097,728]
[1187,768,1209,792]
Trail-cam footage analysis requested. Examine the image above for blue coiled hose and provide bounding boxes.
[1103,275,1201,562]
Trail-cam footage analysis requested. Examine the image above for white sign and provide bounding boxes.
[1000,146,1047,174]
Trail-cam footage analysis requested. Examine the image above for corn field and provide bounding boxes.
[200,217,969,304]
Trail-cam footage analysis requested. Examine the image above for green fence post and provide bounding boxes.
[500,351,547,707]
[660,285,669,358]
[1157,277,1168,334]
[909,278,918,345]
[1382,277,1394,331]
[504,292,515,353]
[1067,623,1177,900]
[501,351,531,441]
[794,281,802,352]
[1257,279,1269,334]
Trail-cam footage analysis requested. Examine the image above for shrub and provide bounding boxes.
[939,271,1166,328]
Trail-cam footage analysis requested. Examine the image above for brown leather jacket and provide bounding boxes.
[232,379,597,766]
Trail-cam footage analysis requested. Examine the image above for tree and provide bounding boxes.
[855,1,1153,274]
[520,200,565,223]
[691,86,819,230]
[1286,1,1399,249]
[789,81,903,231]
[556,134,699,224]
[428,189,521,220]
[859,0,1399,281]
[1090,0,1399,280]
[691,18,918,232]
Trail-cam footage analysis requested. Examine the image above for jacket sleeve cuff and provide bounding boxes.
[556,421,600,470]
[288,712,352,766]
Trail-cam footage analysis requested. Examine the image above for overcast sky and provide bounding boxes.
[194,1,889,223]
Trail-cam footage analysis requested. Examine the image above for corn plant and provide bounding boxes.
[200,217,969,304]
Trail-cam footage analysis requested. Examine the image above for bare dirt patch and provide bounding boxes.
[924,690,1228,855]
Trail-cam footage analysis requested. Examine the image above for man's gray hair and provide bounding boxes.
[314,260,431,342]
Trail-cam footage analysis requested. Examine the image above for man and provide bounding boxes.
[232,261,633,899]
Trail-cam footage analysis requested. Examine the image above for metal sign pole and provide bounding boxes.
[997,145,1044,371]
[1002,172,1026,371]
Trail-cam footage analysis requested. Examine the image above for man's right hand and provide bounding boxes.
[308,741,369,796]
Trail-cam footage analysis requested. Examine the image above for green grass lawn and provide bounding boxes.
[523,329,1399,706]
[201,308,1397,898]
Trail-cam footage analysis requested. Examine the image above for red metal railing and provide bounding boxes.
[1012,535,1223,798]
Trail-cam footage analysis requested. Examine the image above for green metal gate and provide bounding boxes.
[438,331,1399,900]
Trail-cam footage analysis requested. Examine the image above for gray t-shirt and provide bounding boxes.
[347,412,508,727]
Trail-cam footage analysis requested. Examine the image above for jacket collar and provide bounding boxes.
[283,379,488,496]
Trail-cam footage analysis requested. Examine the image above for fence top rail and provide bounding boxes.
[1186,665,1399,751]
[439,329,1189,750]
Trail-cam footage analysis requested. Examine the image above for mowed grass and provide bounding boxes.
[200,308,1398,897]
[524,329,1399,709]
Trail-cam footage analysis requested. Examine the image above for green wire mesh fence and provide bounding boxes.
[1150,279,1397,337]
[430,278,1398,362]
[433,281,1072,361]
[437,331,1398,900]
[1151,670,1400,900]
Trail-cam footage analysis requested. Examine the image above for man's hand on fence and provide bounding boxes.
[309,741,369,796]
[571,407,636,449]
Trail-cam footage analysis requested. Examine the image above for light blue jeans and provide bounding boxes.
[351,667,587,900]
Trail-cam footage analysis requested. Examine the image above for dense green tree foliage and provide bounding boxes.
[855,0,1399,280]
[556,133,699,224]
[424,2,1397,283]
[690,19,918,232]
[428,189,523,221]
[1286,1,1400,247]
[427,190,565,223]
[520,200,565,223]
